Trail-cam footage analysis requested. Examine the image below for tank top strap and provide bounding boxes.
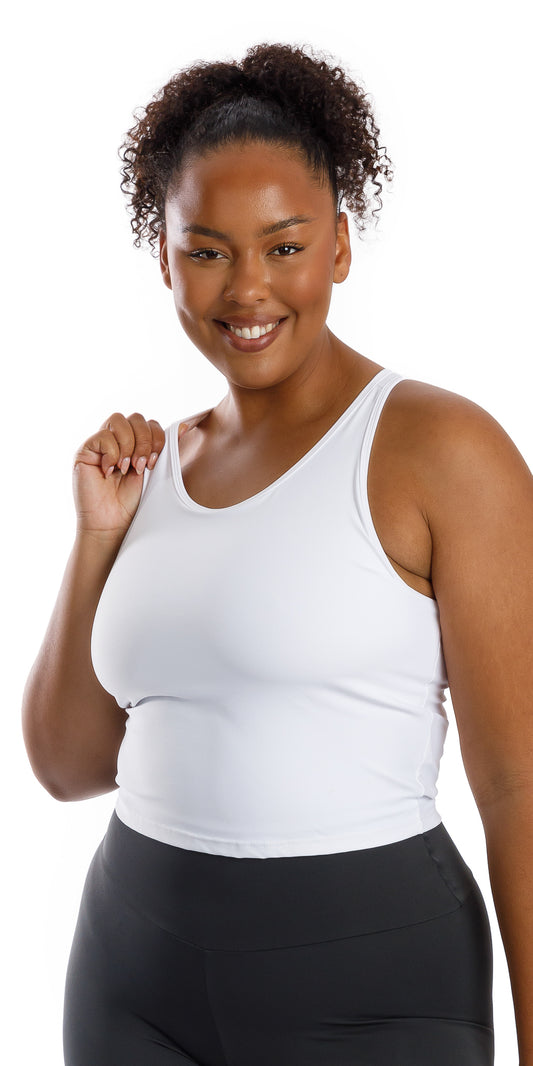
[351,368,405,571]
[360,369,404,444]
[326,367,404,445]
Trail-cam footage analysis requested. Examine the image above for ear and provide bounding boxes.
[159,229,172,290]
[333,211,351,284]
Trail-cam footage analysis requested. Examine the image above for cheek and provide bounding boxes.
[170,263,216,316]
[170,274,205,339]
[288,258,334,315]
[287,234,336,310]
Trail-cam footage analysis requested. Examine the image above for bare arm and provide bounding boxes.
[21,411,168,801]
[22,530,128,800]
[420,389,533,1064]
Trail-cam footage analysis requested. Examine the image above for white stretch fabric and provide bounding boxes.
[91,368,449,858]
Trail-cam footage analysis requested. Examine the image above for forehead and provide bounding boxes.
[165,142,335,230]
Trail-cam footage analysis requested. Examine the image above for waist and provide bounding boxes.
[115,694,448,857]
[98,810,477,951]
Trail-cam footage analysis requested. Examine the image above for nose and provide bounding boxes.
[222,252,271,304]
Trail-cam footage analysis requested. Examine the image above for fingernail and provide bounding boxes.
[148,452,158,469]
[105,465,115,478]
[135,456,147,474]
[120,457,130,475]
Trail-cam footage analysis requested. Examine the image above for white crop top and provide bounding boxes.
[91,367,449,858]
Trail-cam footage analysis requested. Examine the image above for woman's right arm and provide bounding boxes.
[21,411,167,801]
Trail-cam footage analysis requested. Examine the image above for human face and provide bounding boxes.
[159,141,351,396]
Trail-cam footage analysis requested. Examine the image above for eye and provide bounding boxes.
[188,248,225,261]
[270,242,303,256]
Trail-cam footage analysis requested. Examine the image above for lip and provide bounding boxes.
[218,315,287,328]
[214,316,288,353]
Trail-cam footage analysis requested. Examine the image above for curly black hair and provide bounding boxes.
[119,42,393,256]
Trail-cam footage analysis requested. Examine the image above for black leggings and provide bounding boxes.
[63,812,494,1065]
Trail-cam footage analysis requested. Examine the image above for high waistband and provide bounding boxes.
[97,812,478,951]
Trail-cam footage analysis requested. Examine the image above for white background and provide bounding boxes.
[4,1,531,1063]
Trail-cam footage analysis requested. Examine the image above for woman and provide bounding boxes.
[22,42,533,1066]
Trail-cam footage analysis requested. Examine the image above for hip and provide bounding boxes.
[97,810,488,953]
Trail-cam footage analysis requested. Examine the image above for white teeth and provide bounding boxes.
[227,320,280,339]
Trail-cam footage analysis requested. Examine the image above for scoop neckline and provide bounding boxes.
[169,367,394,514]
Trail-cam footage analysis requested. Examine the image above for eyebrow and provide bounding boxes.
[181,216,317,240]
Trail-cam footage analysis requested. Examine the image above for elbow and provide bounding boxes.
[21,709,74,800]
[22,725,119,802]
[39,770,119,803]
[23,750,100,802]
[21,690,123,802]
[474,770,533,814]
[36,749,120,800]
[41,774,85,802]
[50,779,119,802]
[22,757,76,801]
[44,780,78,802]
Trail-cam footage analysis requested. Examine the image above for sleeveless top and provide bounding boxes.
[90,367,449,858]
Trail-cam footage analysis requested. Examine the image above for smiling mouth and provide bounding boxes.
[219,318,285,339]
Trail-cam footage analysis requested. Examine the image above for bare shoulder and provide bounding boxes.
[379,377,531,508]
[384,376,514,446]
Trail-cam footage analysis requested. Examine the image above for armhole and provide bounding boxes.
[357,374,437,606]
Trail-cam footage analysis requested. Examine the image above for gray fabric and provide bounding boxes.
[64,814,494,1065]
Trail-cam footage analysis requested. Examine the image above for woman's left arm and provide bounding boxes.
[426,393,533,1066]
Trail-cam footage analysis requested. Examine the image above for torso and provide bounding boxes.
[177,360,436,600]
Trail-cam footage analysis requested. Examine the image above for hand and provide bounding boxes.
[73,411,166,539]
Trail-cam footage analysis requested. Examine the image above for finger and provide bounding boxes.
[74,427,127,479]
[99,413,136,476]
[126,414,165,474]
[146,419,166,469]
